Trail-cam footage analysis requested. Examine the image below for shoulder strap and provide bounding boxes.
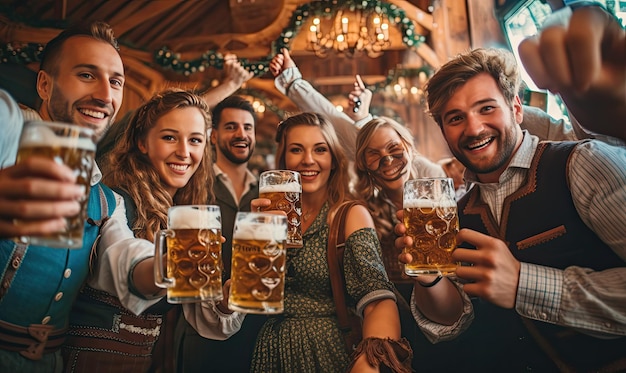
[327,201,359,333]
[87,183,116,274]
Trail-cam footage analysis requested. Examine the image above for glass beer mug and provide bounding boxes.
[403,177,459,276]
[154,205,223,303]
[228,212,287,314]
[259,170,303,248]
[15,120,96,248]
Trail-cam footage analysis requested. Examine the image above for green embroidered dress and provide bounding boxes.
[251,203,396,372]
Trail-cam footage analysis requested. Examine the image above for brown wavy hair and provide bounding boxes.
[426,48,520,127]
[274,112,356,220]
[103,88,215,240]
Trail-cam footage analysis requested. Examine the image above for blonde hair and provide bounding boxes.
[275,112,356,220]
[103,89,215,240]
[354,117,418,239]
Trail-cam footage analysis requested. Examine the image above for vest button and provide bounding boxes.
[54,292,63,301]
[64,269,72,278]
[42,316,51,324]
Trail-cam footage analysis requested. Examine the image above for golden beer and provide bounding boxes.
[16,121,95,248]
[403,178,459,276]
[259,170,302,248]
[155,205,223,303]
[165,228,223,301]
[229,212,287,314]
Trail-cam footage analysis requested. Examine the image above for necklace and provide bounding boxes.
[302,210,312,222]
[302,205,321,222]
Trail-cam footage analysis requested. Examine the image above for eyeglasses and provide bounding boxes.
[365,151,405,170]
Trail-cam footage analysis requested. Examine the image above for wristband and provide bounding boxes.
[417,274,443,288]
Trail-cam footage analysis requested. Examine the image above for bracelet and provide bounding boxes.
[417,274,443,288]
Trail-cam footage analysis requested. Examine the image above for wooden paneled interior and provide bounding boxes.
[0,0,504,162]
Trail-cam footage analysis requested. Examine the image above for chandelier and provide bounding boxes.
[382,66,432,104]
[306,1,391,58]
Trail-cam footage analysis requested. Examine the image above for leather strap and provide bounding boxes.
[0,319,67,360]
[327,201,359,335]
[0,242,27,301]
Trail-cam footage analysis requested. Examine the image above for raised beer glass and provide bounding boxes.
[15,120,96,248]
[229,212,287,314]
[259,170,303,248]
[154,205,223,303]
[403,177,459,276]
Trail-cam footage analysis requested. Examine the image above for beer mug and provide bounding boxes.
[259,170,303,248]
[15,120,96,248]
[154,205,223,303]
[229,212,287,314]
[403,177,459,276]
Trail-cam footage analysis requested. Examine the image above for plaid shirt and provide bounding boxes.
[414,131,626,341]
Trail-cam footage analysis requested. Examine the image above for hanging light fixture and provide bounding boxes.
[306,0,391,58]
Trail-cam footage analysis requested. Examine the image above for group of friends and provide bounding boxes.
[0,2,624,373]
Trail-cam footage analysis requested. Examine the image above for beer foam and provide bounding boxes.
[20,125,96,151]
[404,198,456,209]
[169,207,221,229]
[259,181,301,193]
[234,220,287,241]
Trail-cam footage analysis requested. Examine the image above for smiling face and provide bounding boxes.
[138,107,207,197]
[36,36,125,141]
[440,73,523,183]
[364,125,411,193]
[284,124,333,198]
[211,107,256,166]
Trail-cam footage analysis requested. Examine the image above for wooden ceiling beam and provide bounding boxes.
[111,1,183,37]
[53,0,67,20]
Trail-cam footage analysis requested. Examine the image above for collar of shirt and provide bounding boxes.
[91,162,102,186]
[463,130,538,188]
[213,163,258,202]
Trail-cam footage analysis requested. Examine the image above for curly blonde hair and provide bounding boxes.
[103,89,215,241]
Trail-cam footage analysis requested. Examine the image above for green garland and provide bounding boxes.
[154,0,424,77]
[0,0,425,83]
[0,42,44,64]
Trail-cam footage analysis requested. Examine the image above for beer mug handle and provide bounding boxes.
[154,229,174,288]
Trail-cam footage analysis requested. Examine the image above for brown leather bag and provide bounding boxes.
[327,200,363,353]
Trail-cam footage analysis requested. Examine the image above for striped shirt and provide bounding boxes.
[413,131,626,341]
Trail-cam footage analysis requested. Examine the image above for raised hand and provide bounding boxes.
[518,5,626,141]
[452,228,521,309]
[0,157,84,238]
[347,74,373,122]
[222,53,254,88]
[269,48,297,77]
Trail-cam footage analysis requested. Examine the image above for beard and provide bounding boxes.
[46,83,115,142]
[453,112,519,175]
[218,140,255,165]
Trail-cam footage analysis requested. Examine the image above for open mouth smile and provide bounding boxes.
[466,137,494,151]
[168,163,190,172]
[78,108,107,119]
